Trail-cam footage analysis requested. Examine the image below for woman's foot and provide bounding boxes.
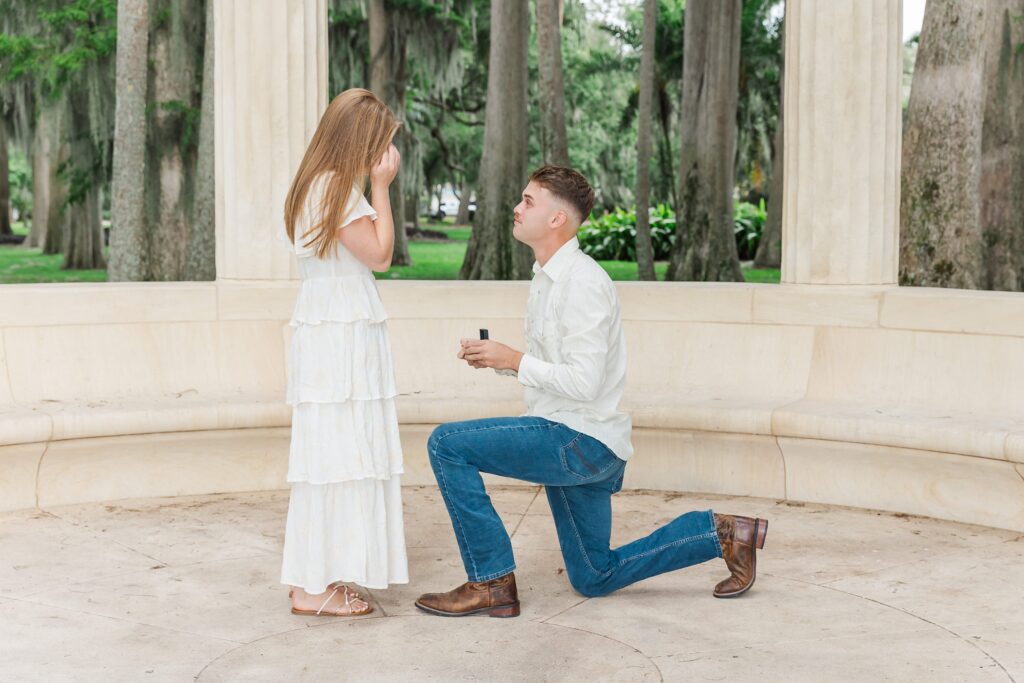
[290,585,373,616]
[289,582,364,600]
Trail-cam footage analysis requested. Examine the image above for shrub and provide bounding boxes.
[578,200,766,262]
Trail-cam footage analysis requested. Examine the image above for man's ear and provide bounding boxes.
[550,210,568,231]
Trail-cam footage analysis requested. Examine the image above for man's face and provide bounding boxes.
[512,181,564,246]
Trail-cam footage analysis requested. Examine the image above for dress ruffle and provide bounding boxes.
[280,478,409,593]
[286,320,397,404]
[287,399,404,484]
[289,275,388,325]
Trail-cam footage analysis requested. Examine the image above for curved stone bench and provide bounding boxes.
[1,281,1022,532]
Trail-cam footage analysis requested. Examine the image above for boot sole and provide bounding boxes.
[414,601,521,618]
[714,518,768,599]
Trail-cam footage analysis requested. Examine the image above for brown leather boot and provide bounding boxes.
[713,514,768,599]
[415,572,520,618]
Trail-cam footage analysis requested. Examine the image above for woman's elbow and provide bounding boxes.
[371,255,393,272]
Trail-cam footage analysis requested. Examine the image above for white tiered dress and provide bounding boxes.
[280,178,408,593]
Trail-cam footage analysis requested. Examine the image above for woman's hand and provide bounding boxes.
[371,144,401,187]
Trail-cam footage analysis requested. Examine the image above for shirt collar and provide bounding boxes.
[532,237,580,282]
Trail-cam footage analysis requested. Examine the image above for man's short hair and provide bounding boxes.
[528,165,596,224]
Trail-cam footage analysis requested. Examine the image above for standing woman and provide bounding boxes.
[281,89,408,616]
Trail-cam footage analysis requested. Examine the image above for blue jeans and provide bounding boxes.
[427,417,723,596]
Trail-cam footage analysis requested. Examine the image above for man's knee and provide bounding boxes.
[427,422,464,462]
[566,569,611,598]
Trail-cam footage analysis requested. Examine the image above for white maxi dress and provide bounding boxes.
[280,177,408,593]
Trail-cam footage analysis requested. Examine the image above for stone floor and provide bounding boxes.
[1,485,1022,682]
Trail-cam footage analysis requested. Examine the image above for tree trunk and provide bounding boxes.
[900,0,987,288]
[655,84,677,207]
[666,0,743,282]
[108,0,150,281]
[459,0,531,280]
[27,105,65,250]
[754,18,784,269]
[369,0,411,266]
[185,0,216,281]
[406,193,419,230]
[62,87,105,270]
[456,182,472,224]
[537,0,569,166]
[63,184,105,269]
[978,0,1024,291]
[0,120,12,236]
[634,0,657,281]
[145,0,204,281]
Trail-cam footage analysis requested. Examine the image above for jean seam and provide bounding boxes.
[432,449,479,578]
[557,487,613,578]
[470,564,517,583]
[616,532,718,566]
[432,420,563,450]
[559,439,622,483]
[709,510,724,558]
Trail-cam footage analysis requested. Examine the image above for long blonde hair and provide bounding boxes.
[284,89,400,259]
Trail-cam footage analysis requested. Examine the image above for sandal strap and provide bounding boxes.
[315,587,339,616]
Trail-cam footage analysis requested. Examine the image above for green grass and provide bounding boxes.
[378,221,781,283]
[0,246,109,283]
[0,218,781,285]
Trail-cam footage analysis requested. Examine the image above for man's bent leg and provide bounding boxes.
[427,416,596,582]
[548,480,722,598]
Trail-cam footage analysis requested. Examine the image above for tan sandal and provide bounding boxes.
[291,585,373,617]
[288,582,364,601]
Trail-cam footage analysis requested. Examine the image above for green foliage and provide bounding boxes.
[0,0,116,95]
[578,201,767,262]
[733,198,766,260]
[7,147,33,220]
[157,99,201,149]
[578,204,678,261]
[152,7,172,31]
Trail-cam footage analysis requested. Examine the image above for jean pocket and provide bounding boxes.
[559,435,616,480]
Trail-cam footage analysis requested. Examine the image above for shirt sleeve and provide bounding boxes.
[516,279,613,402]
[340,186,378,228]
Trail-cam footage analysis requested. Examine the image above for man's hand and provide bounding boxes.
[457,339,523,371]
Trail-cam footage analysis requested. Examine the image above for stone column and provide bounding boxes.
[215,0,327,281]
[781,0,902,285]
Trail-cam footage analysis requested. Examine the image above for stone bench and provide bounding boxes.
[1,281,1022,531]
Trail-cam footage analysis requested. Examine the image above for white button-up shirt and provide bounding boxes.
[514,237,634,461]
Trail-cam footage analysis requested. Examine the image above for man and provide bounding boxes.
[415,166,768,618]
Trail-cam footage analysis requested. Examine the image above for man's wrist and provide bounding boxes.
[510,351,524,372]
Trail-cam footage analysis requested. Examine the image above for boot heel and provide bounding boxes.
[489,602,520,618]
[755,519,768,550]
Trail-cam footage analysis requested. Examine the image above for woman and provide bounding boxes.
[280,88,408,616]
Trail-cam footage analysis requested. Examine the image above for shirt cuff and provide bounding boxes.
[517,353,552,388]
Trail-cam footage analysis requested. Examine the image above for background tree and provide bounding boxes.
[753,15,783,268]
[900,0,987,288]
[1,0,116,269]
[369,0,411,265]
[978,0,1024,291]
[107,0,148,281]
[633,0,656,281]
[0,118,11,235]
[666,0,743,282]
[537,0,569,165]
[459,0,531,280]
[184,0,215,281]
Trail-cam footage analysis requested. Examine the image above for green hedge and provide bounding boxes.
[578,200,766,262]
